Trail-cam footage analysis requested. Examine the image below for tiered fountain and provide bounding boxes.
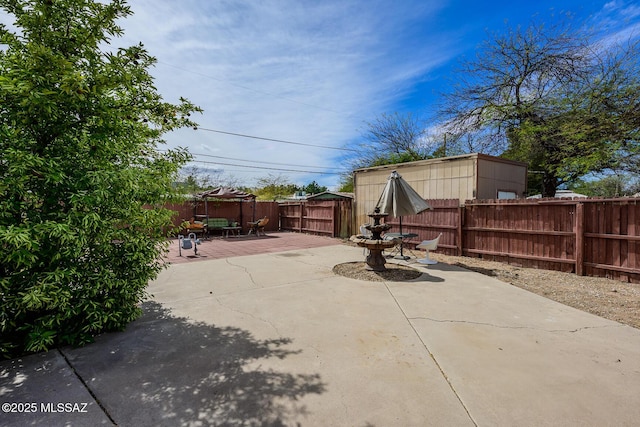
[350,207,400,271]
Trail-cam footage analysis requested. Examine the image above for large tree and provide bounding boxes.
[0,0,200,357]
[440,19,640,196]
[352,112,430,168]
[302,180,328,195]
[253,174,298,200]
[569,174,639,198]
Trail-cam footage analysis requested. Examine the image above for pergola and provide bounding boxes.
[195,187,256,227]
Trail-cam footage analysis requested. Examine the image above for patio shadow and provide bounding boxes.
[62,301,326,426]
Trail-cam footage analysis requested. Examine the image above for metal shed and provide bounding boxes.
[353,153,527,227]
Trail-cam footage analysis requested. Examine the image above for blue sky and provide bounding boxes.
[5,1,640,190]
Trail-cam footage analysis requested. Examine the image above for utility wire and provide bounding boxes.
[159,149,348,172]
[189,151,346,171]
[195,126,359,152]
[189,159,343,175]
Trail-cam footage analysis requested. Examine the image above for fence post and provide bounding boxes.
[331,201,337,237]
[458,204,464,256]
[575,202,585,276]
[299,202,304,233]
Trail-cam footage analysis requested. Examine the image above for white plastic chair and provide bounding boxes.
[416,233,442,265]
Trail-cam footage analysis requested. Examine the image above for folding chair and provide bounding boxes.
[248,217,269,236]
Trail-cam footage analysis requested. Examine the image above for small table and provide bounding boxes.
[383,232,419,259]
[222,226,242,238]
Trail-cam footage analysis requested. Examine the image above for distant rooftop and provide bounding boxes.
[527,190,588,199]
[306,191,354,200]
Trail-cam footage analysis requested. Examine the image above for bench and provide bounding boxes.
[205,218,230,232]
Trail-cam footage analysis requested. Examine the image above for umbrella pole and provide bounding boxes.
[399,217,404,257]
[395,217,410,260]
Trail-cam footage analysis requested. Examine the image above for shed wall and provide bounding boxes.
[353,154,526,228]
[354,156,477,227]
[476,157,527,199]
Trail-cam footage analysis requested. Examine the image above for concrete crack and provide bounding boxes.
[213,296,283,338]
[408,317,621,333]
[382,283,478,427]
[225,258,260,288]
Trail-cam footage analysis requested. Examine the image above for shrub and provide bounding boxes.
[0,0,200,357]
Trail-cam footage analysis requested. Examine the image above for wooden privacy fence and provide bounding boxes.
[463,198,639,283]
[381,199,461,254]
[279,200,353,238]
[165,197,639,283]
[165,200,279,234]
[384,198,639,284]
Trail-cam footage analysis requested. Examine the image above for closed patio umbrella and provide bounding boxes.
[375,170,432,258]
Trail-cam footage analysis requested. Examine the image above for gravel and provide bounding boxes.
[333,261,422,282]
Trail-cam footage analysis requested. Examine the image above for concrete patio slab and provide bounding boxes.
[389,262,640,426]
[0,351,112,426]
[2,237,640,426]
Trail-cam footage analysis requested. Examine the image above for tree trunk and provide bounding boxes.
[542,172,557,197]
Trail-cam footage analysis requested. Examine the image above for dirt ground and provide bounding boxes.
[429,252,640,330]
[333,261,423,282]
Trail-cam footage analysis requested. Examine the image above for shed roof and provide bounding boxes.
[306,191,354,200]
[353,153,527,174]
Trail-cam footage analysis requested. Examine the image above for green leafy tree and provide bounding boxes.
[569,174,638,197]
[0,0,200,357]
[337,174,353,193]
[302,181,328,195]
[341,112,431,189]
[441,18,640,196]
[368,151,425,167]
[175,165,242,194]
[176,165,218,194]
[253,174,298,200]
[351,112,430,169]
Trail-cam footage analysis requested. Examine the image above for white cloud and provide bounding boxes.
[590,0,640,45]
[112,0,456,188]
[5,0,639,190]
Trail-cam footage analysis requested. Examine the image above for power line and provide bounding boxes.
[189,159,343,175]
[189,151,346,171]
[159,149,349,172]
[195,126,359,152]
